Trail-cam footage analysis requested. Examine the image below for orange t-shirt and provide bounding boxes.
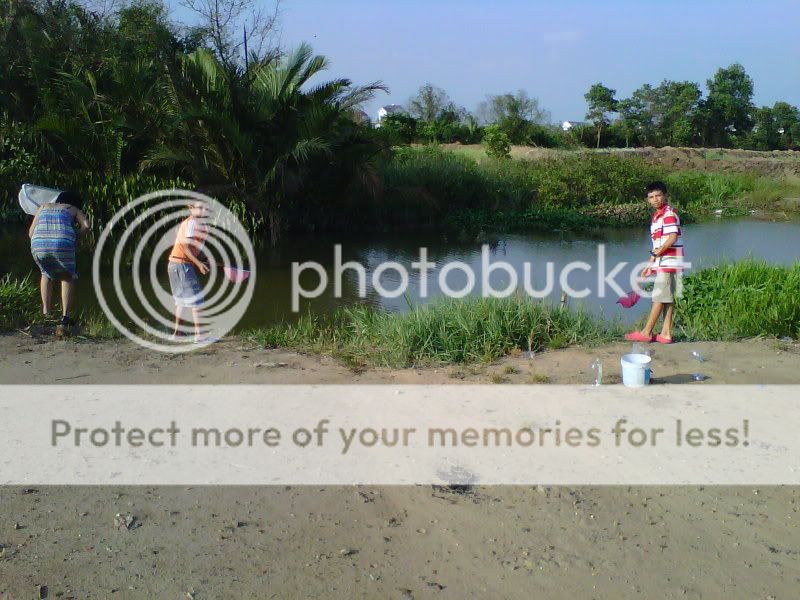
[169,217,207,264]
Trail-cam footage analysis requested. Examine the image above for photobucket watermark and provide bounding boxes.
[291,244,690,311]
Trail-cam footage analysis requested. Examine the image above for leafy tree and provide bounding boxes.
[477,90,549,124]
[482,125,510,159]
[379,113,418,145]
[145,44,386,243]
[407,84,455,122]
[179,0,282,72]
[477,90,550,144]
[584,83,617,148]
[617,95,647,147]
[748,106,779,150]
[652,80,702,146]
[772,101,800,149]
[701,63,755,147]
[617,81,703,147]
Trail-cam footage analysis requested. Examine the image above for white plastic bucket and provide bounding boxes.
[621,353,652,387]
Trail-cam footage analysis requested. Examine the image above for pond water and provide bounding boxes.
[1,217,799,330]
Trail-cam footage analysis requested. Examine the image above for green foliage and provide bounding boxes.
[243,262,800,365]
[702,63,755,147]
[377,147,664,233]
[772,102,800,150]
[482,125,511,159]
[665,171,756,204]
[378,113,418,145]
[245,297,620,367]
[1,1,388,244]
[675,261,800,340]
[0,164,193,229]
[406,84,457,122]
[618,81,702,147]
[79,311,123,339]
[146,45,386,244]
[0,274,41,330]
[584,83,618,148]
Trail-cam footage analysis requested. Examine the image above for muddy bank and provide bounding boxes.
[443,143,800,178]
[0,333,797,385]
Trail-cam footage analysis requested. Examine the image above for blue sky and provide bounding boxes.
[167,0,799,122]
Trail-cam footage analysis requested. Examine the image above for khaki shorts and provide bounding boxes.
[652,271,677,304]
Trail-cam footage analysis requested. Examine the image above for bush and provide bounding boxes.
[245,296,619,367]
[377,147,665,231]
[0,164,266,232]
[378,113,418,145]
[675,260,800,340]
[482,125,511,159]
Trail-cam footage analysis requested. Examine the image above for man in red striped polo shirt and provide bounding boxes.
[625,181,685,344]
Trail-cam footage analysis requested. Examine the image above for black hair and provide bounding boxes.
[645,181,668,195]
[57,190,82,209]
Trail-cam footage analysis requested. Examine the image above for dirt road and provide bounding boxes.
[1,334,799,598]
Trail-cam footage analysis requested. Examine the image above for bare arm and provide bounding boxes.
[181,238,209,274]
[654,233,678,255]
[71,207,91,233]
[641,233,679,277]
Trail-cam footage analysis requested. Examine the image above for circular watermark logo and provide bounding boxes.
[92,190,256,353]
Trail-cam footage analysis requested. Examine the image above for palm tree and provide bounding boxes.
[146,43,386,243]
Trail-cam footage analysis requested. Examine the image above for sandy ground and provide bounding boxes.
[1,333,800,598]
[1,333,799,385]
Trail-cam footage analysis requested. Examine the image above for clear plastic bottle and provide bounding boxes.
[590,359,603,386]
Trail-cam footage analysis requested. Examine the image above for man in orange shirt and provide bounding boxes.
[168,200,210,342]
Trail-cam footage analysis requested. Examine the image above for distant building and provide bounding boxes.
[561,120,587,131]
[376,104,406,126]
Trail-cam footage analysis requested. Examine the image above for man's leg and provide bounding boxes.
[640,301,664,337]
[40,275,53,315]
[660,303,674,339]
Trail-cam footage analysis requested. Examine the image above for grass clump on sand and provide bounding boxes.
[676,260,800,340]
[78,311,123,339]
[0,275,42,330]
[245,296,621,368]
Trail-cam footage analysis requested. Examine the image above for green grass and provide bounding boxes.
[528,373,552,384]
[244,296,621,368]
[379,147,800,235]
[665,171,800,220]
[243,261,800,367]
[0,275,122,338]
[675,260,800,340]
[0,274,42,330]
[78,310,123,339]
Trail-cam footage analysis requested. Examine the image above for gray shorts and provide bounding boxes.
[168,262,203,308]
[652,271,676,304]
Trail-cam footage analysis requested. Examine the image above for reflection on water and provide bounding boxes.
[1,218,799,329]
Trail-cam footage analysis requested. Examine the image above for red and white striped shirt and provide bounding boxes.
[651,204,684,272]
